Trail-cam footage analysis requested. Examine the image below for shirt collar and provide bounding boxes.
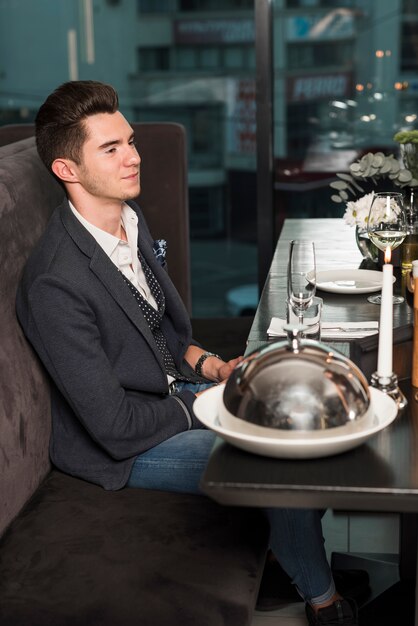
[69,201,138,259]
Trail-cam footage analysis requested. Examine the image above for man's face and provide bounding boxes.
[75,111,141,204]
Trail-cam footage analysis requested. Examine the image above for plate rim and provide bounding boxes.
[312,268,395,295]
[193,384,397,448]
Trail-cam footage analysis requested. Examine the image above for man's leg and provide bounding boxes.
[126,428,217,494]
[127,380,217,494]
[127,429,336,603]
[265,507,335,606]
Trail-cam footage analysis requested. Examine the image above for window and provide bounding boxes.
[224,46,246,69]
[180,0,253,10]
[176,46,221,70]
[191,107,222,163]
[287,41,353,71]
[189,186,224,237]
[286,0,355,7]
[401,20,418,71]
[137,0,175,13]
[200,47,221,69]
[176,47,197,70]
[138,47,170,72]
[403,0,418,14]
[287,45,314,70]
[315,41,352,67]
[174,45,252,71]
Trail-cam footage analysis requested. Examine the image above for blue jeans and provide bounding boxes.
[127,382,335,606]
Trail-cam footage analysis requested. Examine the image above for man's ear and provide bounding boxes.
[51,158,80,184]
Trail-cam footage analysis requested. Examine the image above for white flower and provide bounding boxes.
[343,192,375,228]
[344,192,402,229]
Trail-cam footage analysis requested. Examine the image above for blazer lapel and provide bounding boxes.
[59,201,162,359]
[90,247,156,340]
[137,227,189,319]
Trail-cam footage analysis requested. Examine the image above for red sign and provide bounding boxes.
[228,79,256,156]
[287,72,352,103]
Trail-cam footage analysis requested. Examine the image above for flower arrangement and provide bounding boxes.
[330,130,418,242]
[330,132,417,262]
[343,191,400,229]
[330,150,418,206]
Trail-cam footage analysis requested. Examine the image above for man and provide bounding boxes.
[16,81,362,625]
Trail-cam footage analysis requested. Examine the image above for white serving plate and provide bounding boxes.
[193,385,397,459]
[310,269,395,295]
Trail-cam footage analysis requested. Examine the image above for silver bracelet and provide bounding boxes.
[195,351,222,378]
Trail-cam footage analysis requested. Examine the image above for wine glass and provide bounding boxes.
[367,191,407,304]
[287,240,316,324]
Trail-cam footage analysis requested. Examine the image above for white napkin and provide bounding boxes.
[267,318,379,340]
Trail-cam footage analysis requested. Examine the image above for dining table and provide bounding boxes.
[199,218,418,625]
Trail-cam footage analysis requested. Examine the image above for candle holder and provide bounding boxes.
[370,371,408,410]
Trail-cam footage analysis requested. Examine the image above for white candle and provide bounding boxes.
[377,261,393,379]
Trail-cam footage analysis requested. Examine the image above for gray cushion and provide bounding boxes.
[0,138,62,536]
[0,470,268,626]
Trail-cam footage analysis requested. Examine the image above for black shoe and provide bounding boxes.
[305,598,358,625]
[255,557,370,611]
[333,569,370,603]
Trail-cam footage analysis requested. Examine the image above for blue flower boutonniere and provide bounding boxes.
[152,239,167,265]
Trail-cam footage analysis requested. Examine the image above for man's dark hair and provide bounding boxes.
[35,80,119,172]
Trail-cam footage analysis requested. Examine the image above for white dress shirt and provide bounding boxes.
[69,201,158,310]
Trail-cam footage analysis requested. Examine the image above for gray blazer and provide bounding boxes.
[16,199,205,490]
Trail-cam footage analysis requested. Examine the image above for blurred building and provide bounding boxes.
[1,0,417,236]
[1,0,417,314]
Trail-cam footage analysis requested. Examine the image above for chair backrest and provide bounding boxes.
[132,123,191,313]
[0,122,192,312]
[0,123,36,147]
[0,137,63,535]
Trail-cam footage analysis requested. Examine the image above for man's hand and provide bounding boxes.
[199,354,244,383]
[184,345,244,384]
[193,356,244,397]
[216,356,244,383]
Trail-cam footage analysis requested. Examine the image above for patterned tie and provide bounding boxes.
[120,252,193,382]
